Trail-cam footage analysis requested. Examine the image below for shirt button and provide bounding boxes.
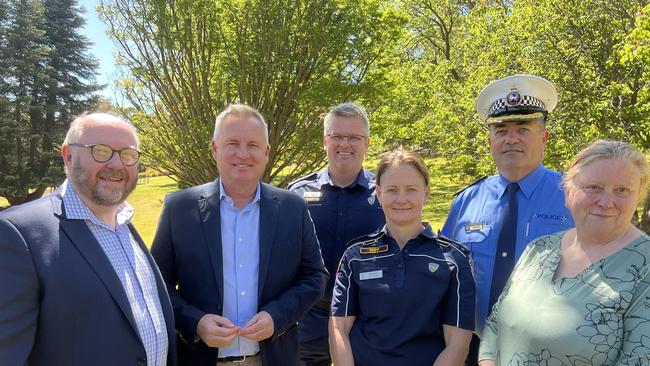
[501,252,508,257]
[239,264,244,269]
[241,291,246,296]
[238,238,243,243]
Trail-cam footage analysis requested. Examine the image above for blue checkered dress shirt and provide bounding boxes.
[62,180,168,366]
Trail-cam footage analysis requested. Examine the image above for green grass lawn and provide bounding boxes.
[422,157,470,232]
[0,176,179,246]
[130,175,180,245]
[126,156,470,245]
[0,157,469,246]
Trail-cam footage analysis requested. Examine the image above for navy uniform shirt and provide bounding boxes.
[288,169,385,300]
[441,164,574,332]
[331,225,475,366]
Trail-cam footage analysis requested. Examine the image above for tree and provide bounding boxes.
[0,0,99,206]
[386,0,649,176]
[43,0,101,147]
[386,0,650,223]
[100,0,404,187]
[502,0,650,228]
[0,0,51,206]
[504,0,649,162]
[373,0,506,177]
[620,3,650,231]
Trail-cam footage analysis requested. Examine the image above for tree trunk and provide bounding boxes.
[640,190,650,233]
[5,185,48,206]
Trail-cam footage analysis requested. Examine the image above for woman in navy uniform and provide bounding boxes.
[329,148,475,366]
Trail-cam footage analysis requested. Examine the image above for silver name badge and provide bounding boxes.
[303,192,322,202]
[359,270,383,280]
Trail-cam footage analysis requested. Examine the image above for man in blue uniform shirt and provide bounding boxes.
[288,102,385,366]
[441,74,575,365]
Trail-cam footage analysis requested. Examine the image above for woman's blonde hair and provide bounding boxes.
[564,139,650,200]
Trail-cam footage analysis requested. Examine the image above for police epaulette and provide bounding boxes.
[287,172,319,190]
[436,235,470,254]
[453,176,487,197]
[347,230,385,248]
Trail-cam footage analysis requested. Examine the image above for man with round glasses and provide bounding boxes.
[67,142,140,166]
[0,112,176,366]
[288,102,385,366]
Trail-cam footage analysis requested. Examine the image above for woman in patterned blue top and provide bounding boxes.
[479,140,650,365]
[329,148,475,366]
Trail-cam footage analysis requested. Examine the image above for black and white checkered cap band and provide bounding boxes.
[489,95,546,116]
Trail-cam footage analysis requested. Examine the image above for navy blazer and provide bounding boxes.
[151,180,328,366]
[0,189,177,366]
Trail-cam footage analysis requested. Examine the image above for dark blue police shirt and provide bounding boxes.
[331,225,475,366]
[288,169,385,299]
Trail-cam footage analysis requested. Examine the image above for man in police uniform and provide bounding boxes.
[288,102,385,366]
[441,74,575,365]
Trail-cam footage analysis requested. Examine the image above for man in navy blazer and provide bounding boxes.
[0,113,176,366]
[151,104,328,366]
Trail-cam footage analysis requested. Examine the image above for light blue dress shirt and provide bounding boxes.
[218,179,261,357]
[62,181,168,366]
[441,165,575,332]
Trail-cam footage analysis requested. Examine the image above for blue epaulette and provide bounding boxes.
[453,176,487,197]
[347,230,386,248]
[436,234,470,255]
[287,172,319,190]
[349,230,390,255]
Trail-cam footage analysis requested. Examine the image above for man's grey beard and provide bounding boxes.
[69,157,137,206]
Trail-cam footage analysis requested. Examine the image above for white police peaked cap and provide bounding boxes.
[476,74,558,124]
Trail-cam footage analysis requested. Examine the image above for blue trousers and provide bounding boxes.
[298,306,331,366]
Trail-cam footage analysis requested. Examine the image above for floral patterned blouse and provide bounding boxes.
[479,231,650,365]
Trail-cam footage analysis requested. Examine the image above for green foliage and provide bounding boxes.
[128,158,465,246]
[0,0,99,206]
[100,0,405,188]
[509,0,650,161]
[92,0,649,226]
[619,3,650,231]
[129,175,179,245]
[367,0,650,229]
[374,0,649,178]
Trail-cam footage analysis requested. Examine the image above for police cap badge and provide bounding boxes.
[476,74,558,124]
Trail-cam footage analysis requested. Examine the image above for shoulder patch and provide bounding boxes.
[287,172,318,190]
[436,235,470,255]
[453,176,487,197]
